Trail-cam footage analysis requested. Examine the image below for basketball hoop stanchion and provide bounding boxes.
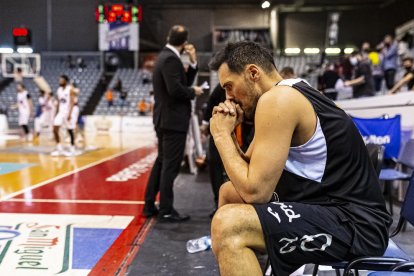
[1,53,41,78]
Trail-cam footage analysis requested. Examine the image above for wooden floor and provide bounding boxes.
[0,130,157,275]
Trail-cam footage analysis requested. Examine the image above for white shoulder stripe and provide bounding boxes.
[277,78,311,87]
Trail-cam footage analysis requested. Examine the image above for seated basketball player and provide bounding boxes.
[208,42,392,276]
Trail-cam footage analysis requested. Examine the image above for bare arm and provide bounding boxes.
[210,88,299,204]
[345,76,365,86]
[389,73,414,94]
[28,98,33,116]
[67,87,75,120]
[231,132,252,162]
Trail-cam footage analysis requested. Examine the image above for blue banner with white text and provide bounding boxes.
[352,115,401,159]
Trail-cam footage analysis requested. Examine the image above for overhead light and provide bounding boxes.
[284,48,301,55]
[325,48,341,55]
[344,47,355,54]
[0,47,14,54]
[304,48,320,54]
[17,47,33,54]
[261,1,271,9]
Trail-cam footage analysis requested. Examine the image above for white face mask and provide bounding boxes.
[350,56,358,66]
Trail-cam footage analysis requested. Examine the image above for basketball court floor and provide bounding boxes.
[0,129,158,275]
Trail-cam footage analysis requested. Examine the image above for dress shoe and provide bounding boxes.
[157,209,190,223]
[143,205,159,217]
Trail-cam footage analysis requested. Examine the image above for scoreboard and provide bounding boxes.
[13,27,32,47]
[96,4,141,24]
[97,4,140,51]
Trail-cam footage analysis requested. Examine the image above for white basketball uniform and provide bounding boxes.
[36,95,55,133]
[17,90,31,126]
[68,93,79,130]
[53,85,72,127]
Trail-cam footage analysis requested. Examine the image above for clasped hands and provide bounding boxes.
[210,100,244,139]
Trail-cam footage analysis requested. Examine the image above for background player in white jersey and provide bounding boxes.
[35,90,55,138]
[65,82,81,156]
[15,83,33,141]
[51,75,75,156]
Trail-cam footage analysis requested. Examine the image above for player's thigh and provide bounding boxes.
[53,112,64,126]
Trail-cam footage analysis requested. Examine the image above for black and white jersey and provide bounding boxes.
[275,79,392,255]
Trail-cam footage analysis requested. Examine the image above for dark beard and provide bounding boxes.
[243,95,259,121]
[242,77,260,121]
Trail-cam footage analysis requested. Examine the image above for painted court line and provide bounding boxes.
[0,147,140,201]
[6,198,146,205]
[116,218,156,275]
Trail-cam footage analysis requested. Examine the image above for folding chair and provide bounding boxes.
[313,171,414,276]
[367,144,385,176]
[380,139,414,215]
[368,261,414,276]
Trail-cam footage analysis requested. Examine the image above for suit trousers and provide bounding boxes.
[145,128,187,214]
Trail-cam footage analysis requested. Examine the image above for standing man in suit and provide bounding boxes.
[143,25,204,222]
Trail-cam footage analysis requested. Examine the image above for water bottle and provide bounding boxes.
[186,235,211,253]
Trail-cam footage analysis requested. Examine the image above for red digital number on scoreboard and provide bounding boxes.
[96,4,141,23]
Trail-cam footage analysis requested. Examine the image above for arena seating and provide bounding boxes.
[94,68,153,116]
[0,54,102,128]
[41,54,102,112]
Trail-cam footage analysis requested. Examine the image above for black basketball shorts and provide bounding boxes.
[254,202,356,276]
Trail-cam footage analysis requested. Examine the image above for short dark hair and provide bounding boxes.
[280,66,295,76]
[209,41,276,74]
[60,74,69,82]
[402,56,413,63]
[167,25,188,46]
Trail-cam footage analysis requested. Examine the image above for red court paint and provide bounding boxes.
[89,216,155,275]
[0,146,158,274]
[13,147,155,201]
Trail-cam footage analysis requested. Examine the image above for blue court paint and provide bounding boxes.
[0,163,35,175]
[72,227,123,269]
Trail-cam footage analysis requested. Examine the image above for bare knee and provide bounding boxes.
[218,181,244,207]
[211,204,242,257]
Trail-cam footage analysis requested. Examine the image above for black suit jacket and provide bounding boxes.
[152,47,198,132]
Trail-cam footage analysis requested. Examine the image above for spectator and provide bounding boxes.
[119,89,128,107]
[113,78,127,106]
[138,98,149,115]
[345,51,375,98]
[339,55,353,81]
[380,34,398,89]
[114,78,122,92]
[65,55,75,69]
[106,89,113,107]
[280,66,295,79]
[320,63,339,100]
[389,56,414,94]
[361,42,383,92]
[361,42,371,60]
